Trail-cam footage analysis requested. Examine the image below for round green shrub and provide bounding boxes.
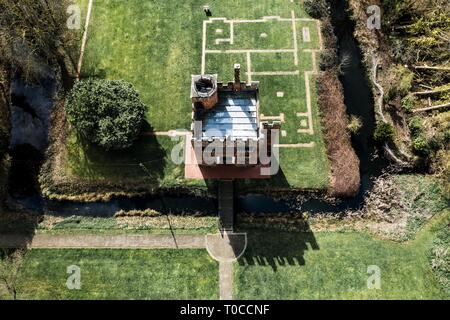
[67,79,146,150]
[374,122,395,142]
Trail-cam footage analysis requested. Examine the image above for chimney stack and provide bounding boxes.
[234,63,241,91]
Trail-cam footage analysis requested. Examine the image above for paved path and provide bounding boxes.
[0,234,205,249]
[205,233,247,262]
[219,262,233,300]
[206,232,247,300]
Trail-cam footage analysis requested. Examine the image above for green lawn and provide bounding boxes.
[11,249,218,300]
[235,212,450,299]
[56,0,330,197]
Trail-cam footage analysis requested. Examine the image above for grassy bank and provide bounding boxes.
[0,211,219,236]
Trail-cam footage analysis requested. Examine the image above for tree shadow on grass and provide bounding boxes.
[0,210,40,248]
[238,223,319,272]
[67,121,166,184]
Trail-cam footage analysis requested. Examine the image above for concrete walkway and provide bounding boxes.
[219,262,233,300]
[0,234,204,249]
[206,232,247,300]
[205,232,247,262]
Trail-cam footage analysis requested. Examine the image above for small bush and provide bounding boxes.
[374,122,395,142]
[385,65,414,101]
[408,116,423,137]
[412,136,431,156]
[402,95,416,113]
[428,135,445,152]
[398,69,414,96]
[304,0,329,19]
[347,115,363,134]
[67,79,146,150]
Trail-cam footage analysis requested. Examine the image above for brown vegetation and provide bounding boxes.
[239,175,447,242]
[316,14,361,197]
[317,72,360,197]
[0,0,78,85]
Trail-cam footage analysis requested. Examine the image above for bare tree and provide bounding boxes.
[0,0,78,85]
[0,248,28,300]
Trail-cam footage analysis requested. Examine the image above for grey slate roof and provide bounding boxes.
[201,91,259,140]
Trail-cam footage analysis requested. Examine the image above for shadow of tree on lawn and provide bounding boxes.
[68,121,166,183]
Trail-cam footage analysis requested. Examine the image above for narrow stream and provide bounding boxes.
[6,0,387,217]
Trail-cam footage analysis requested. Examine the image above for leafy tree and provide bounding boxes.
[67,79,146,150]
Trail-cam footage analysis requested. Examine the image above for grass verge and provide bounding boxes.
[1,249,218,300]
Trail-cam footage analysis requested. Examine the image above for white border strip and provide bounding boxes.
[76,0,94,80]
